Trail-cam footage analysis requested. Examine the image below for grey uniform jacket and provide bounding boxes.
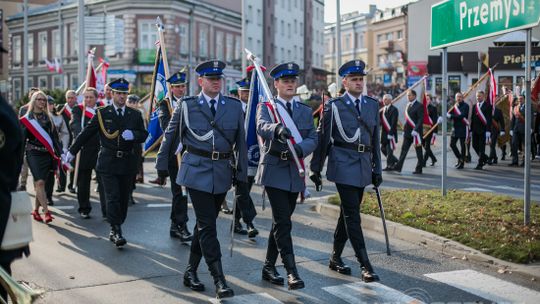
[310,94,382,188]
[255,98,317,193]
[157,94,247,194]
[155,96,181,168]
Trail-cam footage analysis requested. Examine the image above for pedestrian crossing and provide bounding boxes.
[204,269,540,304]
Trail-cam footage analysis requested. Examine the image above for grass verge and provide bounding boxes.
[328,189,539,264]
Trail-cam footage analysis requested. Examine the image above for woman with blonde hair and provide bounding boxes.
[19,90,62,223]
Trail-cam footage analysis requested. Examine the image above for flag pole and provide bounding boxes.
[156,17,172,101]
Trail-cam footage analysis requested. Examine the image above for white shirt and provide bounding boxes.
[346,91,362,112]
[277,96,294,113]
[113,103,126,116]
[202,92,220,111]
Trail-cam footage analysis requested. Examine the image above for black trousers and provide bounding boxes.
[58,167,67,191]
[489,133,499,160]
[334,184,367,257]
[100,173,133,226]
[77,169,93,213]
[188,188,227,265]
[396,136,423,171]
[450,136,466,161]
[68,170,75,189]
[472,132,487,164]
[45,170,54,200]
[97,173,107,217]
[234,176,257,224]
[511,131,525,163]
[422,133,437,164]
[265,186,299,263]
[168,162,188,225]
[381,140,398,168]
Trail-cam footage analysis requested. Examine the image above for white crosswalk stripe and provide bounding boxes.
[323,282,424,304]
[424,269,540,304]
[208,292,283,304]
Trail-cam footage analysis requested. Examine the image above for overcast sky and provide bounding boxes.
[324,0,416,23]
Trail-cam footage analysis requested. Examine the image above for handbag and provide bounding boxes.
[1,191,33,250]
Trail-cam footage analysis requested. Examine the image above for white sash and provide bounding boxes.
[475,103,487,126]
[274,102,302,143]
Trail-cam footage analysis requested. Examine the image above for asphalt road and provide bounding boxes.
[10,151,540,303]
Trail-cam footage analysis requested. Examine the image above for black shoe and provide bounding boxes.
[431,159,437,166]
[412,170,422,174]
[109,225,127,248]
[454,162,460,168]
[234,221,247,235]
[17,185,26,192]
[68,187,77,194]
[486,158,493,165]
[283,254,305,290]
[466,155,472,163]
[329,257,352,275]
[80,212,90,219]
[508,162,518,167]
[246,222,259,238]
[492,157,498,164]
[221,207,233,215]
[357,249,380,283]
[47,198,54,206]
[361,266,380,283]
[56,187,65,193]
[382,167,391,171]
[178,224,193,242]
[208,261,234,299]
[262,262,285,285]
[183,254,205,291]
[474,164,484,170]
[501,154,506,160]
[456,161,464,169]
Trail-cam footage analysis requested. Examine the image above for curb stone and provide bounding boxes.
[313,199,540,282]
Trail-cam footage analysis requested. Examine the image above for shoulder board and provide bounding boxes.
[327,97,342,104]
[224,96,241,103]
[363,95,379,104]
[180,96,197,102]
[295,100,311,108]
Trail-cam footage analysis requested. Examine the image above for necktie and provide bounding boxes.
[117,108,123,117]
[355,99,361,116]
[210,99,216,117]
[286,102,293,117]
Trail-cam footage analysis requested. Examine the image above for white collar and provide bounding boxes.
[277,96,294,106]
[346,92,362,103]
[113,103,126,113]
[202,92,220,108]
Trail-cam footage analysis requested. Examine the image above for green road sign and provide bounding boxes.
[431,0,540,49]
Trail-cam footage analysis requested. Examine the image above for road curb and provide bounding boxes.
[313,200,540,281]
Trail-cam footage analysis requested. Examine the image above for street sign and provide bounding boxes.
[431,0,540,49]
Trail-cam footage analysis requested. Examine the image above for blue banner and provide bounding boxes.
[245,71,264,174]
[144,47,168,153]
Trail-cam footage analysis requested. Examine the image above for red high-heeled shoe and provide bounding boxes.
[44,212,54,223]
[32,210,43,222]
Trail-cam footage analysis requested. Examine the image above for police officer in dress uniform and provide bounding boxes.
[65,78,148,248]
[448,92,470,169]
[70,87,100,218]
[310,60,382,283]
[155,71,192,242]
[380,94,398,170]
[392,89,424,174]
[167,60,247,299]
[488,107,505,165]
[470,91,492,170]
[256,62,317,290]
[422,95,439,167]
[232,78,259,238]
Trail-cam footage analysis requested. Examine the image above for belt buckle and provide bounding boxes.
[280,151,288,161]
[211,151,219,161]
[357,144,365,153]
[116,150,124,158]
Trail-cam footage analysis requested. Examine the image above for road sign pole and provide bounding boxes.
[524,28,532,225]
[441,48,448,196]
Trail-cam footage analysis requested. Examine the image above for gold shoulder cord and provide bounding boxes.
[97,109,119,139]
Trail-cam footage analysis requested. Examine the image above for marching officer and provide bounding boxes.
[166,60,247,299]
[65,78,148,248]
[488,106,505,164]
[256,62,317,290]
[423,94,439,167]
[380,94,398,170]
[310,59,382,283]
[509,94,527,166]
[232,78,258,238]
[448,92,470,169]
[155,71,192,242]
[470,91,492,170]
[57,90,77,193]
[392,89,424,174]
[70,87,100,218]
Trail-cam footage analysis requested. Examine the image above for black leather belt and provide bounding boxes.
[102,147,132,158]
[267,148,293,160]
[186,146,232,160]
[333,141,372,153]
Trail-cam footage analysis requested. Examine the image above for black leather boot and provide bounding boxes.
[109,225,126,248]
[208,260,234,299]
[282,254,304,290]
[329,241,351,275]
[183,253,205,291]
[246,222,259,238]
[357,249,379,283]
[262,261,284,285]
[233,220,247,235]
[178,223,193,242]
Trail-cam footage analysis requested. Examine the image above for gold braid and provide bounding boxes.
[97,109,119,139]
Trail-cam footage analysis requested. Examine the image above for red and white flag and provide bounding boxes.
[44,59,56,72]
[54,57,63,74]
[488,68,497,113]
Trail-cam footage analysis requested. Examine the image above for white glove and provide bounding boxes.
[387,134,394,140]
[437,116,443,125]
[485,132,491,139]
[411,130,419,137]
[175,142,183,155]
[510,130,514,137]
[122,130,134,141]
[500,131,505,137]
[63,151,74,163]
[446,112,452,119]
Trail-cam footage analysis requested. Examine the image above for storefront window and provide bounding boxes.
[449,75,461,97]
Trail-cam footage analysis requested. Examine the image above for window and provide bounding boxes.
[226,33,233,62]
[281,47,284,60]
[234,36,241,60]
[281,20,284,36]
[288,23,291,38]
[53,75,62,89]
[138,20,158,50]
[397,30,403,39]
[70,74,79,89]
[257,39,261,54]
[294,46,297,60]
[386,32,393,40]
[71,26,78,57]
[12,36,21,66]
[38,76,48,89]
[216,31,224,59]
[248,5,252,22]
[52,30,60,58]
[257,9,262,26]
[287,49,291,61]
[377,34,383,43]
[28,33,34,64]
[27,77,34,90]
[294,20,297,34]
[343,34,350,50]
[248,37,253,50]
[13,78,22,101]
[299,22,303,36]
[199,25,208,57]
[38,31,48,64]
[179,23,188,54]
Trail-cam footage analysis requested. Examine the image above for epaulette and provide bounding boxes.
[295,100,311,108]
[224,96,241,103]
[363,95,379,104]
[327,96,341,104]
[180,96,198,103]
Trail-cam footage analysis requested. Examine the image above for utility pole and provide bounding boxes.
[335,0,341,90]
[77,0,85,88]
[23,0,28,94]
[58,0,64,88]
